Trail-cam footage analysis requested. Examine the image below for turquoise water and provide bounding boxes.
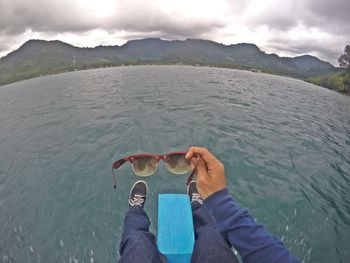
[0,66,349,262]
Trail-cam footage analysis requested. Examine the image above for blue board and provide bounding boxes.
[157,194,195,263]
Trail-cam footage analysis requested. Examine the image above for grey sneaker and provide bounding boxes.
[128,180,148,208]
[187,181,203,206]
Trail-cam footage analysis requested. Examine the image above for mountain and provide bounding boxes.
[0,38,335,86]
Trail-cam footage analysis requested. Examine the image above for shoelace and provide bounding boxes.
[191,193,203,205]
[129,194,146,207]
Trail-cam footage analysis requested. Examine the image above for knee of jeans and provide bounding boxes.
[124,230,156,245]
[120,231,158,258]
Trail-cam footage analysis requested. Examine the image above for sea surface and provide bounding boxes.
[0,66,349,263]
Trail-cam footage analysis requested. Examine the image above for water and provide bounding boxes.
[0,65,349,262]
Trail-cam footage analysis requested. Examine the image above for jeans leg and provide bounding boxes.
[119,207,167,263]
[191,204,239,263]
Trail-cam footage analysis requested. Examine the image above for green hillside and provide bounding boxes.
[0,38,336,87]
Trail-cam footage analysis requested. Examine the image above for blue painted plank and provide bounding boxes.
[157,194,194,263]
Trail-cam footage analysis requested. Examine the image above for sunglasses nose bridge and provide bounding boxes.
[156,155,165,161]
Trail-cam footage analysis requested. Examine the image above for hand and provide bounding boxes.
[186,146,227,199]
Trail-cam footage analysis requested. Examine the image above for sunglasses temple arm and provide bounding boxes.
[186,155,200,186]
[186,165,198,186]
[112,168,117,188]
[112,157,129,188]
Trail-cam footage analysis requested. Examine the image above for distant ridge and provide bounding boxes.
[0,38,335,86]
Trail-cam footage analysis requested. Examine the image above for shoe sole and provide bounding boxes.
[130,180,149,196]
[187,180,196,195]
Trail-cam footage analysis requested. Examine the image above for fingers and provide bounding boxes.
[189,155,205,171]
[196,157,209,179]
[186,146,219,165]
[186,146,227,199]
[186,146,218,162]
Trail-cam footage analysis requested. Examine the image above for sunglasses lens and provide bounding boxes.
[165,153,191,174]
[131,156,158,176]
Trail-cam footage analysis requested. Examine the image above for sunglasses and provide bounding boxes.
[112,152,198,188]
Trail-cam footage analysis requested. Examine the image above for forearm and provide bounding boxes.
[204,189,300,263]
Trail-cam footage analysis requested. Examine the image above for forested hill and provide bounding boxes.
[0,38,335,86]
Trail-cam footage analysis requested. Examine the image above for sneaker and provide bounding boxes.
[187,181,203,206]
[128,180,148,208]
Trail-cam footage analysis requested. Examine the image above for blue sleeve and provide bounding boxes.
[204,188,300,263]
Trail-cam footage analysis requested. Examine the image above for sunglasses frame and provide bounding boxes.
[112,151,197,188]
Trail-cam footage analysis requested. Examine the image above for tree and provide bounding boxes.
[338,45,350,70]
[338,45,350,93]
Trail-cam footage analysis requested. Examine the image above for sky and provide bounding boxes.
[0,0,349,65]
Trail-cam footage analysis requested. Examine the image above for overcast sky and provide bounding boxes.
[0,0,349,65]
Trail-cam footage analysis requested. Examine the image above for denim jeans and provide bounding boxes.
[119,203,239,263]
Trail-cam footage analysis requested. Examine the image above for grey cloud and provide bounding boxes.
[246,3,300,31]
[114,20,224,39]
[242,0,349,64]
[247,0,350,35]
[250,15,297,31]
[266,38,343,64]
[295,0,350,36]
[102,2,226,38]
[305,0,350,26]
[0,0,224,38]
[0,0,97,35]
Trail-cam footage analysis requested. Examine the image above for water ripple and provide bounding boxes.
[0,66,349,262]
